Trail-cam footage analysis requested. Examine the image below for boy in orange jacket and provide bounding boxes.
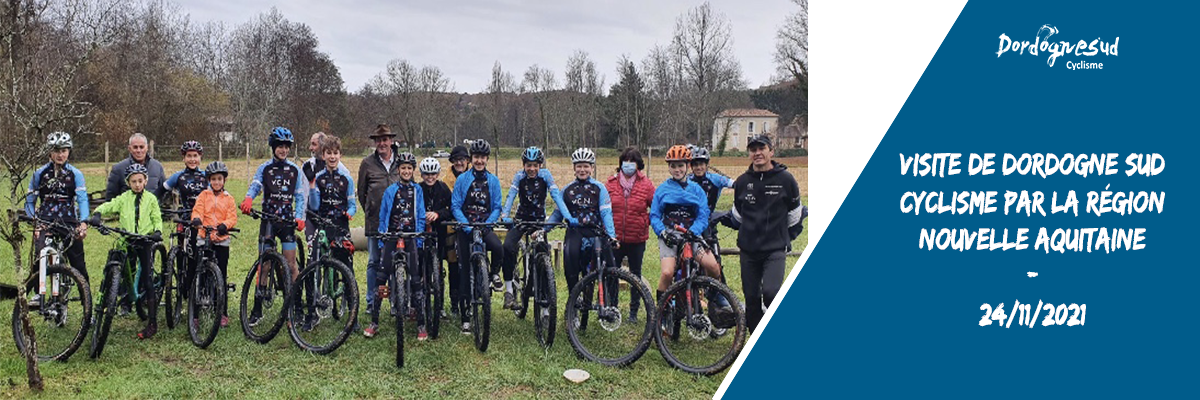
[190,161,238,326]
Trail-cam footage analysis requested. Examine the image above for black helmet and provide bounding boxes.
[469,139,491,156]
[398,152,417,166]
[205,161,229,178]
[449,145,469,161]
[180,140,203,155]
[125,163,149,181]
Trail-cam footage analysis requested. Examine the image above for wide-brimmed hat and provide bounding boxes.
[369,124,397,139]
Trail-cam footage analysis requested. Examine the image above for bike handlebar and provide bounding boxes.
[86,220,160,243]
[244,209,293,225]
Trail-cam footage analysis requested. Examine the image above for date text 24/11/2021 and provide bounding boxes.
[980,301,1085,328]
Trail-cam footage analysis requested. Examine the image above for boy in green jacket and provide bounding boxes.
[92,163,164,339]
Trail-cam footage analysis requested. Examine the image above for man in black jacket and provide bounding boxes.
[357,124,402,310]
[728,135,806,332]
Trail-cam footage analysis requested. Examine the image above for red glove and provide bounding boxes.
[296,219,305,232]
[345,212,353,221]
[240,198,254,214]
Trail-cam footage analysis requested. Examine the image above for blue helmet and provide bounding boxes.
[521,146,544,164]
[268,126,294,148]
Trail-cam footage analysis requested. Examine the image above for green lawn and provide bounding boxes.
[0,162,806,399]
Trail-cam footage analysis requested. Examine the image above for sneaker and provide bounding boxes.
[248,310,263,327]
[301,314,317,332]
[491,274,503,292]
[363,323,378,338]
[220,315,229,327]
[136,324,157,340]
[119,303,132,317]
[628,312,639,324]
[417,326,428,341]
[503,291,516,310]
[461,322,471,334]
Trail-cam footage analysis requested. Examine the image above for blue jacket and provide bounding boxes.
[26,162,89,219]
[547,177,616,239]
[246,158,307,220]
[451,169,502,231]
[308,167,358,217]
[501,168,572,222]
[379,180,426,248]
[650,177,710,237]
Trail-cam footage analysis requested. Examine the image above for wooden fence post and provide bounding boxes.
[245,143,251,180]
[104,141,110,172]
[218,141,223,162]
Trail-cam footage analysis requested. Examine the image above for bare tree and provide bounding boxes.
[521,64,557,149]
[485,61,514,148]
[775,0,808,92]
[671,2,746,144]
[0,0,129,389]
[562,50,604,148]
[417,65,451,147]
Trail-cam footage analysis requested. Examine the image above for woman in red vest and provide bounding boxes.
[605,146,656,323]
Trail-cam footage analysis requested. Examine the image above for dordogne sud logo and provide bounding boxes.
[995,25,1118,70]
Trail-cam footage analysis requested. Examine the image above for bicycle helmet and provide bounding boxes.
[46,131,73,149]
[398,152,417,166]
[665,145,692,163]
[125,163,149,181]
[691,146,710,162]
[268,126,294,148]
[180,140,203,155]
[469,139,491,156]
[419,157,441,174]
[521,146,545,164]
[571,147,596,164]
[204,161,229,178]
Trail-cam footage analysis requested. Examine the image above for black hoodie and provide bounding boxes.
[731,161,806,253]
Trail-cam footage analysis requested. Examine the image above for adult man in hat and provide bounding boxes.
[358,124,402,310]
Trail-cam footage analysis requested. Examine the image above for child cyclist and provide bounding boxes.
[373,152,426,339]
[307,136,357,331]
[418,157,453,319]
[548,148,619,296]
[90,163,164,339]
[190,161,237,326]
[651,145,731,314]
[500,146,572,309]
[450,139,503,334]
[26,132,90,288]
[240,127,307,326]
[163,141,209,216]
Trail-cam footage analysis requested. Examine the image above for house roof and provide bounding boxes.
[715,108,780,118]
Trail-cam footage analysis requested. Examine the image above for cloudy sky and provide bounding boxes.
[174,0,796,93]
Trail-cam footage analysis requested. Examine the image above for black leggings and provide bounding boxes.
[562,229,617,292]
[501,226,534,282]
[740,250,786,333]
[132,243,157,326]
[612,241,646,315]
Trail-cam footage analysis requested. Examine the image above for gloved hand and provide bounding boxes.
[661,230,683,247]
[216,223,228,236]
[345,211,353,221]
[191,218,203,227]
[240,198,254,214]
[149,231,163,242]
[502,217,513,224]
[296,219,305,232]
[566,217,580,227]
[88,213,103,227]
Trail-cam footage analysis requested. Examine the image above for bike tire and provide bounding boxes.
[427,252,443,339]
[512,251,528,319]
[653,276,746,375]
[286,259,358,355]
[163,247,182,329]
[471,253,491,352]
[240,252,290,343]
[189,261,225,349]
[534,253,557,349]
[12,264,92,362]
[393,262,406,369]
[89,262,122,359]
[564,267,655,367]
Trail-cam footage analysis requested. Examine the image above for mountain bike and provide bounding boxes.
[285,211,359,354]
[85,220,165,359]
[442,221,499,353]
[182,223,238,349]
[366,229,436,368]
[11,214,92,362]
[240,209,303,344]
[654,226,746,375]
[506,220,564,348]
[564,223,656,367]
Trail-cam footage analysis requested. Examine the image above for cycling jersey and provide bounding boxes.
[26,162,88,220]
[650,178,710,237]
[379,181,426,235]
[548,177,616,239]
[690,171,733,212]
[308,167,357,224]
[163,167,208,212]
[246,158,307,220]
[501,168,570,222]
[451,169,501,225]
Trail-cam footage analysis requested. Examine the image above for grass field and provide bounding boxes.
[0,156,806,399]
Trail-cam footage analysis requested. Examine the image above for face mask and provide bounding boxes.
[621,162,637,176]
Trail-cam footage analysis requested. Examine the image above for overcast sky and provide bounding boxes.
[175,0,796,93]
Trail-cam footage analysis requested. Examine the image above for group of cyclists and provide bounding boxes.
[20,123,804,373]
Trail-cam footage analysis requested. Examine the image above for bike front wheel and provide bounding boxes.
[470,253,491,352]
[189,261,225,349]
[654,276,746,375]
[12,264,92,362]
[163,246,184,330]
[533,252,557,349]
[286,259,359,355]
[240,252,290,343]
[89,261,123,359]
[564,267,655,367]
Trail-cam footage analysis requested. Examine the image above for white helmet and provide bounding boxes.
[571,147,596,164]
[419,157,441,174]
[47,131,73,149]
